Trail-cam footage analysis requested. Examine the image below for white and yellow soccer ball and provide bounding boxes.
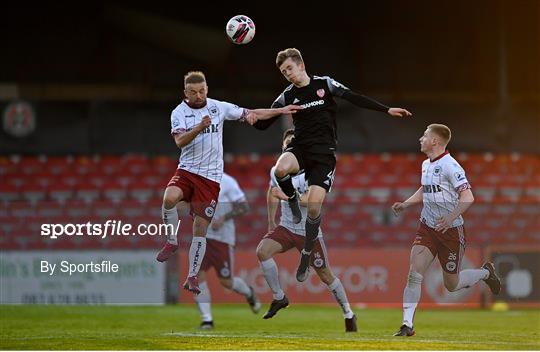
[225,15,255,45]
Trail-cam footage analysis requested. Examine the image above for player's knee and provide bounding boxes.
[307,207,321,219]
[444,279,458,292]
[274,164,290,179]
[256,243,271,261]
[163,190,180,209]
[407,270,423,287]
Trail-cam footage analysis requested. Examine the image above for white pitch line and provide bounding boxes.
[163,332,540,347]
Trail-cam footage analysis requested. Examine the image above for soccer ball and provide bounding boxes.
[225,15,255,45]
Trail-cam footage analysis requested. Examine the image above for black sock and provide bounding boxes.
[304,215,321,252]
[275,174,296,199]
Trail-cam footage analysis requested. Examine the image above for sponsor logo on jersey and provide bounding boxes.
[454,172,465,181]
[423,184,442,193]
[200,124,219,134]
[301,100,325,109]
[316,89,325,98]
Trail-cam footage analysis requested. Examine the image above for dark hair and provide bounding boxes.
[276,48,304,68]
[184,71,206,87]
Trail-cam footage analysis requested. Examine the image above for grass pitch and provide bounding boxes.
[1,304,539,350]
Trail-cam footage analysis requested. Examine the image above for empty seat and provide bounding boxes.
[102,181,127,203]
[0,184,19,203]
[75,184,101,203]
[48,182,74,204]
[21,184,47,205]
[128,182,155,203]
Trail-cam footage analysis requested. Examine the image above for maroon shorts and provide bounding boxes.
[263,226,329,269]
[200,238,233,278]
[167,169,220,221]
[413,222,466,274]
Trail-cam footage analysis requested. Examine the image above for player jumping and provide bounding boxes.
[156,71,300,294]
[253,48,412,282]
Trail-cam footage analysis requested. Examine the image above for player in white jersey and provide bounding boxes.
[255,129,357,332]
[193,172,261,329]
[391,124,501,337]
[156,71,301,295]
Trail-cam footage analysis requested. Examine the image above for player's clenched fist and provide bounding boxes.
[391,202,406,216]
[196,116,212,131]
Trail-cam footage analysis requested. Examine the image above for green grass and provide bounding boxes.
[0,304,539,350]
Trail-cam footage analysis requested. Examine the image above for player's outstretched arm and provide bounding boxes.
[392,186,423,216]
[341,91,412,117]
[173,116,211,148]
[248,105,302,123]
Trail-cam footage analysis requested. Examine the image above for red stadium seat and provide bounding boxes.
[97,155,123,175]
[91,200,120,219]
[47,156,72,175]
[0,184,19,203]
[48,182,74,204]
[21,184,47,205]
[0,157,18,176]
[127,181,155,203]
[37,201,65,220]
[75,184,101,203]
[102,181,127,203]
[18,156,45,175]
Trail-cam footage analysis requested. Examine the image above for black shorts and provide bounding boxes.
[284,144,336,192]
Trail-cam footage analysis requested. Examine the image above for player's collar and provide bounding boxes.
[184,99,208,109]
[430,150,449,162]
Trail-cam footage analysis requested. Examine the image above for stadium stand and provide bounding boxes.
[0,153,538,250]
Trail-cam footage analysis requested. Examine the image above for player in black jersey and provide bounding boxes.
[253,48,412,282]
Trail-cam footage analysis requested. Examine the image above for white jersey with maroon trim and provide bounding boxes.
[420,152,471,228]
[206,173,246,246]
[270,167,322,237]
[170,98,247,183]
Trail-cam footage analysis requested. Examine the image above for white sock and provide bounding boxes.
[188,237,206,277]
[454,268,489,291]
[194,281,212,322]
[162,205,179,245]
[260,258,284,300]
[327,278,354,319]
[232,277,251,297]
[403,271,422,328]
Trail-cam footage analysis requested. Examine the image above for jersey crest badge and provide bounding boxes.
[317,89,325,98]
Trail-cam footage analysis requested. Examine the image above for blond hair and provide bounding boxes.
[276,48,304,68]
[427,123,452,145]
[184,71,206,87]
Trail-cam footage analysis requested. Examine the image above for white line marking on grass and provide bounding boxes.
[163,332,540,347]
